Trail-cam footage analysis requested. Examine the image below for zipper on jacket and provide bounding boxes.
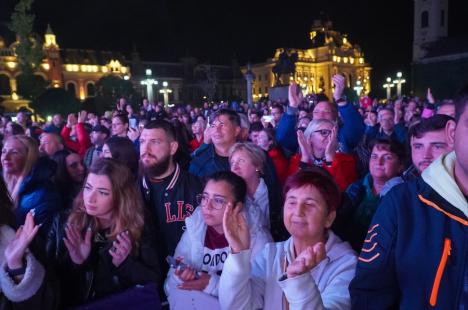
[429,238,452,307]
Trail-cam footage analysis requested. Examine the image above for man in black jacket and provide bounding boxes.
[139,120,202,277]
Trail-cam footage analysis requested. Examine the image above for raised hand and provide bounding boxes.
[332,74,346,103]
[127,127,140,142]
[427,88,435,104]
[223,203,250,253]
[288,82,303,108]
[297,130,313,164]
[109,230,132,267]
[325,126,339,162]
[286,242,326,279]
[77,110,88,123]
[203,125,213,144]
[63,225,92,265]
[5,210,40,269]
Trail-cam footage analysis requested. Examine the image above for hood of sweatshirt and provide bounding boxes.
[422,151,468,217]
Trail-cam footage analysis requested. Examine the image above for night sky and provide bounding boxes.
[1,0,467,98]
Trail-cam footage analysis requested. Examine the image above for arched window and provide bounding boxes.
[0,74,11,95]
[421,11,429,28]
[67,82,76,97]
[86,82,95,97]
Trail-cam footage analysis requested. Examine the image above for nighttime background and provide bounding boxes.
[1,0,467,98]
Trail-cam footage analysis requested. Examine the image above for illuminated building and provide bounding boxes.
[242,19,372,101]
[0,24,129,110]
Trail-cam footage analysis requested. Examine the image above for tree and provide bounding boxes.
[195,64,218,101]
[8,0,47,100]
[93,75,139,115]
[31,88,79,117]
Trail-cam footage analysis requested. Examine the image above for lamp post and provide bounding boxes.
[244,63,255,108]
[140,69,158,103]
[393,72,406,97]
[159,81,172,107]
[383,77,394,99]
[354,80,363,97]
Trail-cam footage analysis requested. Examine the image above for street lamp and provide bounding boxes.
[141,69,158,103]
[383,77,394,100]
[393,72,406,97]
[354,80,363,97]
[159,81,172,107]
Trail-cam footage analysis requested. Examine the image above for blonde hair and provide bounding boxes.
[68,158,144,250]
[229,142,266,173]
[2,135,39,205]
[303,119,336,141]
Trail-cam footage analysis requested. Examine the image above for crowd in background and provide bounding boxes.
[0,73,465,309]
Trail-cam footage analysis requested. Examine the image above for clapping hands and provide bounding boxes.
[286,242,326,279]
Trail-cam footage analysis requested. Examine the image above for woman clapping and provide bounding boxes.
[219,169,357,310]
[46,158,160,308]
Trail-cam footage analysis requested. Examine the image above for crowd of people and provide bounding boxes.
[0,73,466,309]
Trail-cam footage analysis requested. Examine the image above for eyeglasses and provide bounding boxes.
[313,129,332,137]
[196,193,228,210]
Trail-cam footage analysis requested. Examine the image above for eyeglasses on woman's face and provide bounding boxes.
[313,129,332,137]
[196,193,228,210]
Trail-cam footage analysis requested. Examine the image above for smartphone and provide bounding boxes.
[262,115,273,122]
[166,256,200,279]
[166,255,187,271]
[129,118,137,129]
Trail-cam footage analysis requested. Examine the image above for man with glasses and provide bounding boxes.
[139,120,202,285]
[364,108,407,144]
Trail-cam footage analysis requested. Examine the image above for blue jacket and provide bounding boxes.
[275,103,364,154]
[15,156,62,236]
[364,122,407,145]
[349,157,467,309]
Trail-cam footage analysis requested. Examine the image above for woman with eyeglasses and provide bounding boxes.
[219,169,357,310]
[164,171,271,310]
[288,119,358,191]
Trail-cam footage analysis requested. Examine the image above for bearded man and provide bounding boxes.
[139,120,202,272]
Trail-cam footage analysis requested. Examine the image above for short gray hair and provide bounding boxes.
[228,142,266,173]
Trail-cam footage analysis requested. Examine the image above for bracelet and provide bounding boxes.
[6,264,26,277]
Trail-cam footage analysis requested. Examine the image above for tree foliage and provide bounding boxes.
[92,75,139,115]
[30,88,79,117]
[8,0,46,99]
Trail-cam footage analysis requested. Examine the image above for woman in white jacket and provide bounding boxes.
[164,171,272,309]
[219,169,357,310]
[229,142,270,230]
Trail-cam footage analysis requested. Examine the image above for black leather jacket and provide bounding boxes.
[45,212,161,308]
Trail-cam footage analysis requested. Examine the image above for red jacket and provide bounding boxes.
[267,147,289,186]
[287,152,358,192]
[61,123,91,158]
[189,136,203,153]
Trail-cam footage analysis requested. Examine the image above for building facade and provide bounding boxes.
[411,0,468,98]
[0,25,129,111]
[242,20,372,101]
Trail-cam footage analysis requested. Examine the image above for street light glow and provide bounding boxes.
[146,69,152,76]
[163,81,168,87]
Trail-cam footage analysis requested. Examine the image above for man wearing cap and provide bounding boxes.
[83,124,110,168]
